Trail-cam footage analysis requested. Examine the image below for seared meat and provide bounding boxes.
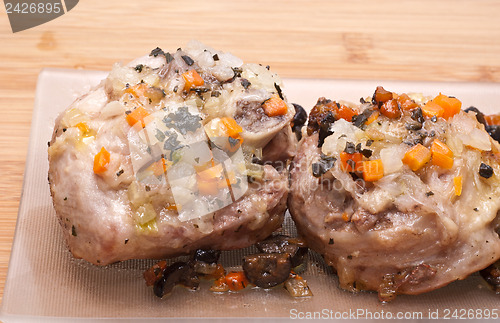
[48,41,293,265]
[289,88,500,300]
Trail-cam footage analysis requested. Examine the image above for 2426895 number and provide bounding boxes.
[5,2,62,14]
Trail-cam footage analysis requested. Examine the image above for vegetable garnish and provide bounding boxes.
[402,143,431,171]
[262,95,288,117]
[421,101,444,119]
[126,107,150,127]
[432,94,461,119]
[340,151,363,172]
[225,271,249,291]
[430,139,454,169]
[362,159,384,182]
[182,69,204,91]
[93,147,110,174]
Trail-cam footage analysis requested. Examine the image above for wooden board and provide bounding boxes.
[1,0,500,303]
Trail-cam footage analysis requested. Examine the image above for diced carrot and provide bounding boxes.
[402,144,431,171]
[430,139,454,169]
[126,107,150,127]
[182,69,204,91]
[365,110,380,125]
[75,122,90,134]
[124,83,147,97]
[93,147,111,174]
[454,176,462,196]
[340,152,363,172]
[397,93,418,111]
[430,139,453,157]
[485,114,500,125]
[373,86,393,104]
[337,104,358,122]
[220,117,243,138]
[380,99,401,119]
[262,95,288,117]
[225,271,249,291]
[342,212,349,222]
[432,94,461,119]
[431,151,454,169]
[362,159,384,182]
[421,101,444,119]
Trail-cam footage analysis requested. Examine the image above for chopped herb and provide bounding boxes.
[124,239,129,244]
[356,143,362,152]
[352,109,374,128]
[411,108,424,124]
[72,225,77,237]
[173,85,178,93]
[425,191,434,197]
[344,142,356,154]
[145,186,151,192]
[237,209,242,214]
[47,141,51,147]
[274,83,284,100]
[125,110,132,115]
[181,55,194,66]
[328,238,334,245]
[241,78,251,90]
[431,115,437,122]
[150,47,164,57]
[135,64,144,73]
[213,54,219,61]
[163,131,182,151]
[474,208,479,212]
[406,122,422,131]
[265,65,270,70]
[211,90,221,97]
[360,97,367,104]
[366,139,374,146]
[64,197,67,201]
[479,163,494,178]
[361,149,372,158]
[312,154,336,177]
[165,52,174,63]
[62,128,67,132]
[162,106,202,135]
[116,169,124,177]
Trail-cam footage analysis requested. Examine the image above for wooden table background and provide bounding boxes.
[1,0,500,304]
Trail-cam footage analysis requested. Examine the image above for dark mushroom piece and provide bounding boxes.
[243,253,292,288]
[192,249,221,275]
[153,262,200,298]
[255,234,308,268]
[479,260,500,293]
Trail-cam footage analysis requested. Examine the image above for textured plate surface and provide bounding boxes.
[1,69,499,322]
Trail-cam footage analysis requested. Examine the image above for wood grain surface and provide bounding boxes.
[1,0,500,304]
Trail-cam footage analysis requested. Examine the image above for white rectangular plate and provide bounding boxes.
[1,69,499,322]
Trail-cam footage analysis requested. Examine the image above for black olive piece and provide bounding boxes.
[361,149,372,158]
[153,262,199,298]
[317,112,335,147]
[464,106,486,125]
[255,234,308,268]
[181,55,194,66]
[193,249,221,264]
[479,260,500,293]
[344,142,356,154]
[411,108,425,124]
[150,47,164,57]
[291,103,308,141]
[485,125,500,143]
[274,83,284,100]
[243,253,292,288]
[479,163,494,179]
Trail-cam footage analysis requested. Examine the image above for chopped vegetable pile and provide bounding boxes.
[144,235,312,298]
